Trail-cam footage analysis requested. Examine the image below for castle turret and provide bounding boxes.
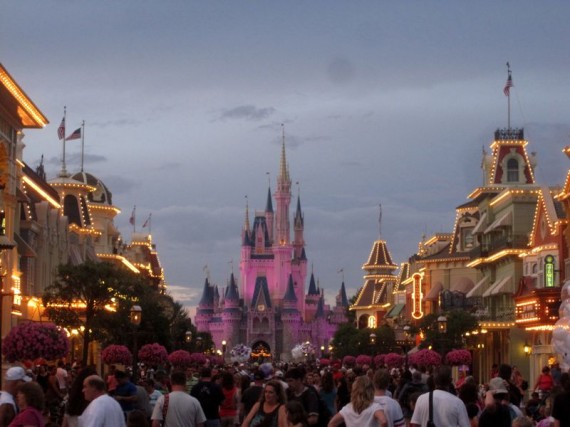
[222,273,242,350]
[281,274,302,360]
[195,278,214,332]
[266,186,274,243]
[293,195,304,260]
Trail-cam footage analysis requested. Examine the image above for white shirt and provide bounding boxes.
[410,390,470,427]
[339,401,383,427]
[78,394,126,427]
[152,391,206,427]
[374,395,405,427]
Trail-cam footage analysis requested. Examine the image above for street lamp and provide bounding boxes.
[437,316,447,333]
[130,305,142,381]
[221,340,227,360]
[524,340,531,356]
[185,330,192,344]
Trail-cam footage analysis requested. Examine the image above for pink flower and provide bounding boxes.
[384,352,404,368]
[342,355,355,367]
[319,358,330,366]
[138,343,168,367]
[168,350,192,368]
[355,354,372,366]
[409,349,442,368]
[445,349,472,366]
[374,354,385,367]
[102,345,132,365]
[3,322,69,362]
[190,352,207,364]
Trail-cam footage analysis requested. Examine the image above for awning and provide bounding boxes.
[385,303,405,318]
[14,234,35,257]
[471,212,487,234]
[424,282,443,301]
[451,278,473,294]
[491,275,513,295]
[484,212,511,233]
[482,275,512,297]
[466,276,488,298]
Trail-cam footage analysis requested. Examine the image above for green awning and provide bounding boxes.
[385,303,405,318]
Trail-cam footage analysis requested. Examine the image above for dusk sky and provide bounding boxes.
[2,1,570,315]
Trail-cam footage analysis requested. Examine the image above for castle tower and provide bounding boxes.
[281,274,302,360]
[195,278,214,332]
[222,273,242,349]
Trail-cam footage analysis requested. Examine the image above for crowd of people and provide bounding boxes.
[0,359,568,427]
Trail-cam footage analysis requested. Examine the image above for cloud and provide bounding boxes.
[219,105,276,121]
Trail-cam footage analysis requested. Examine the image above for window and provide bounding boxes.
[507,158,519,182]
[368,315,376,328]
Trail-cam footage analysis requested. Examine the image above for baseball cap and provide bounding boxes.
[6,367,32,382]
[488,377,508,394]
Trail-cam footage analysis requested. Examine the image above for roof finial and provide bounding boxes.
[378,203,382,238]
[279,123,289,181]
[244,195,250,232]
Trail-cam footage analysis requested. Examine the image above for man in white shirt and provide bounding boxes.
[152,370,206,427]
[79,375,126,427]
[373,369,405,427]
[410,366,470,427]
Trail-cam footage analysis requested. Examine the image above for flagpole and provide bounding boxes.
[80,120,85,172]
[61,106,67,177]
[507,64,511,129]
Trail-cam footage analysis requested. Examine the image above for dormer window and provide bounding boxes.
[507,158,519,182]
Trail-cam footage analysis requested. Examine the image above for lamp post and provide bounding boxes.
[437,315,448,359]
[130,305,142,381]
[403,325,411,369]
[185,330,192,350]
[369,333,377,359]
[221,340,227,361]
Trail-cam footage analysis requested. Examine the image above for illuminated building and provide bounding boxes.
[195,139,347,360]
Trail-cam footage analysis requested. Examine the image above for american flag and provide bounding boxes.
[129,206,136,226]
[65,128,81,141]
[142,213,151,228]
[503,74,513,96]
[57,117,65,140]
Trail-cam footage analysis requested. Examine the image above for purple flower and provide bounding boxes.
[102,345,132,365]
[168,350,192,368]
[138,343,168,367]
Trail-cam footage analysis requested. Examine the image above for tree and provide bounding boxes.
[417,310,479,353]
[43,261,137,365]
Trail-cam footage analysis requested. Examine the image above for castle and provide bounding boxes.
[195,138,348,361]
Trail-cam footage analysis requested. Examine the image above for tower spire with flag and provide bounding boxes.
[142,213,152,233]
[129,205,136,232]
[504,62,514,129]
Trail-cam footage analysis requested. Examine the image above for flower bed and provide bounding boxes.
[355,354,372,366]
[384,352,404,368]
[409,349,442,367]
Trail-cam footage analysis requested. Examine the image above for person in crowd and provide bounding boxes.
[0,367,32,426]
[219,372,239,427]
[319,371,337,416]
[56,361,69,396]
[241,371,264,423]
[327,375,387,427]
[552,372,570,427]
[372,369,405,427]
[190,367,225,427]
[127,410,149,427]
[8,382,45,427]
[410,365,470,427]
[151,371,206,427]
[46,365,64,423]
[465,403,479,427]
[478,377,512,427]
[397,371,427,421]
[511,416,534,427]
[497,364,523,407]
[458,381,483,411]
[62,367,97,427]
[134,380,151,419]
[551,363,562,388]
[534,366,554,397]
[36,366,49,395]
[335,376,350,412]
[105,365,118,395]
[113,370,138,419]
[79,375,126,427]
[394,370,412,403]
[285,368,319,426]
[285,401,307,427]
[143,380,163,415]
[241,380,287,427]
